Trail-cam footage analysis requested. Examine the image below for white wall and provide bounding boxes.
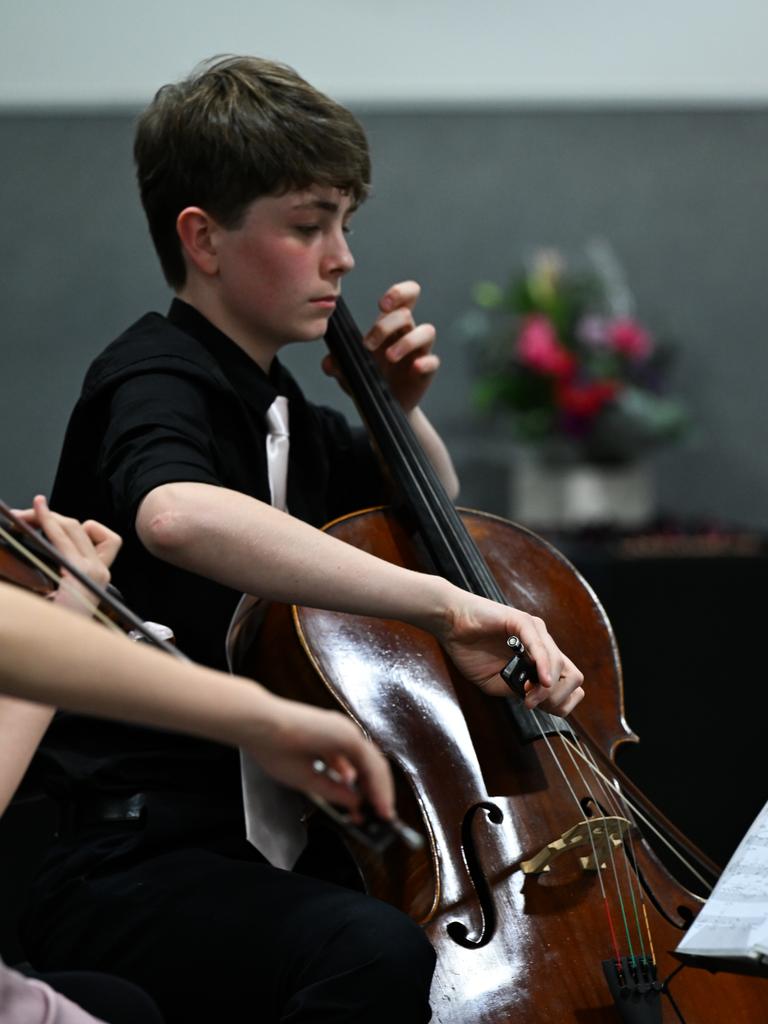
[2,0,768,108]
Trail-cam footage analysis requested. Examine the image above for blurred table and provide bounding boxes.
[545,521,768,868]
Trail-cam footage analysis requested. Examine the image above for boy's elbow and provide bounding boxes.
[136,484,198,557]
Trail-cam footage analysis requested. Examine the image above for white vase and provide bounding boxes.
[510,456,655,530]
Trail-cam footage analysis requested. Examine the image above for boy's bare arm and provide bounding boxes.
[404,406,460,501]
[137,481,584,717]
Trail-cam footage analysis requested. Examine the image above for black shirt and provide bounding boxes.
[38,299,387,796]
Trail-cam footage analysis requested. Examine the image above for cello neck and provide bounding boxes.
[325,297,501,599]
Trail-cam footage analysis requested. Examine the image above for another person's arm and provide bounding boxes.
[0,497,122,814]
[0,581,393,819]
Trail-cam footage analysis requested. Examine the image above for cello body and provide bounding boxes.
[234,505,768,1023]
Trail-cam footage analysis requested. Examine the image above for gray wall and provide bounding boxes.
[2,106,767,527]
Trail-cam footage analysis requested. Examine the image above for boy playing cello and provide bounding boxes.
[25,56,584,1022]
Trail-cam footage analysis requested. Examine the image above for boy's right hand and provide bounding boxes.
[425,583,585,718]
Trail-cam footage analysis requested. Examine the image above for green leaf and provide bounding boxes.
[472,281,505,309]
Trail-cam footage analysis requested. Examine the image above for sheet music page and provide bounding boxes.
[676,800,768,959]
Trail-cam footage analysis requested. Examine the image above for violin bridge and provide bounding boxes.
[520,816,632,874]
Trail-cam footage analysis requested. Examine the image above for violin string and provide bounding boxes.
[0,504,183,657]
[0,522,123,636]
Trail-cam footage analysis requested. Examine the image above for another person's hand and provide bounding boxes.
[14,495,122,614]
[243,696,395,824]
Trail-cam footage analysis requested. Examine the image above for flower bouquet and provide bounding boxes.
[463,242,689,466]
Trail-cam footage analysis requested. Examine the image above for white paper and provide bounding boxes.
[676,800,768,961]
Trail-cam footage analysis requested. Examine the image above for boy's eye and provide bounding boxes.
[296,225,320,236]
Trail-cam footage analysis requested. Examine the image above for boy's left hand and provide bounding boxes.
[323,281,439,413]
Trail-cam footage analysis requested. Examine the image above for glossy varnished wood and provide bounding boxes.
[234,507,768,1023]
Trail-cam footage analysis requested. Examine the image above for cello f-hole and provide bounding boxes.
[446,801,504,950]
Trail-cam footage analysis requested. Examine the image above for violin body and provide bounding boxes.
[235,506,768,1023]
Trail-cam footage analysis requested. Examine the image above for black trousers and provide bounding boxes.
[20,792,436,1024]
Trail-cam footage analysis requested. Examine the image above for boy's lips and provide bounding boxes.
[310,295,338,308]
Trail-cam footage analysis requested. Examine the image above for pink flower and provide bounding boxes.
[516,314,575,377]
[608,318,653,360]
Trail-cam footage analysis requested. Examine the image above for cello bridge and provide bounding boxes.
[520,816,632,874]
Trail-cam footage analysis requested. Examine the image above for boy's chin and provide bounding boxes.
[299,313,334,339]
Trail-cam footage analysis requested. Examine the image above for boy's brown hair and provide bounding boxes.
[134,55,372,288]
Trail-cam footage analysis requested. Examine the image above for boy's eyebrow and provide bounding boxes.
[291,198,340,213]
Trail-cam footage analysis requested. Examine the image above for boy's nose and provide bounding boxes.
[325,235,355,276]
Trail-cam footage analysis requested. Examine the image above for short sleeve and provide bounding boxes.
[99,372,222,532]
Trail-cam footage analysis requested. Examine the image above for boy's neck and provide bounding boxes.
[174,286,278,374]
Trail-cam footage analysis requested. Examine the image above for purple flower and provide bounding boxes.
[576,315,611,348]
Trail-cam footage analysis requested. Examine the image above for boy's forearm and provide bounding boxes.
[405,407,460,501]
[137,482,456,633]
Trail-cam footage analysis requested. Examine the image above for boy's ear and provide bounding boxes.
[176,207,221,277]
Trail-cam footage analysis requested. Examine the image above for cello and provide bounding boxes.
[230,297,768,1023]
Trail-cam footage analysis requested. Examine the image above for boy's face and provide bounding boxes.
[210,185,356,355]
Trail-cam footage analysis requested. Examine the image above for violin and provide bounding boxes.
[0,499,416,853]
[230,297,768,1023]
[0,499,179,650]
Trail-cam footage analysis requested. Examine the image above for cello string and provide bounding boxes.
[328,300,654,957]
[327,301,711,972]
[561,733,651,962]
[328,301,493,591]
[555,729,712,891]
[549,720,641,959]
[533,713,635,966]
[573,730,662,965]
[562,727,713,890]
[530,716,625,968]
